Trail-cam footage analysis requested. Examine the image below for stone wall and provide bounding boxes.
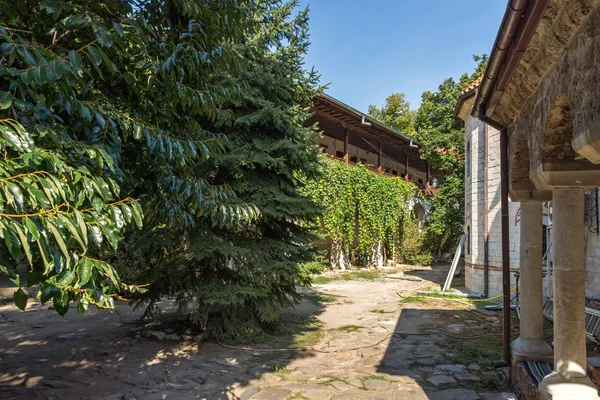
[502,4,600,304]
[464,115,521,297]
[506,3,600,169]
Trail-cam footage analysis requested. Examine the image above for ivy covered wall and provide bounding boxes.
[302,158,432,269]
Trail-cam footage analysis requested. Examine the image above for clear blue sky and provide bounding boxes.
[298,0,506,112]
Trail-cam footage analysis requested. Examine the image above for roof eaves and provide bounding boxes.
[318,93,423,147]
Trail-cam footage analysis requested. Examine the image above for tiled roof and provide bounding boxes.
[460,75,483,95]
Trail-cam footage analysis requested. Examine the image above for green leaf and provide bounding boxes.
[14,288,28,310]
[112,22,124,37]
[77,258,92,286]
[0,91,12,109]
[130,201,143,229]
[74,210,88,246]
[13,224,32,265]
[77,299,89,315]
[120,203,132,223]
[46,222,70,263]
[58,270,76,286]
[25,218,40,241]
[89,225,103,247]
[6,182,24,206]
[87,45,103,67]
[33,67,47,84]
[69,50,82,71]
[0,42,14,55]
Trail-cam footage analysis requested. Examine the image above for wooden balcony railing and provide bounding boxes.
[324,154,438,197]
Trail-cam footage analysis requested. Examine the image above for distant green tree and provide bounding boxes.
[414,54,488,255]
[368,93,416,136]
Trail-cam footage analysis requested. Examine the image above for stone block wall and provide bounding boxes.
[465,115,521,297]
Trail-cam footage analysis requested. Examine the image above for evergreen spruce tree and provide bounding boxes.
[119,1,323,340]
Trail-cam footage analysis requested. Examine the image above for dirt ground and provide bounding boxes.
[0,263,518,400]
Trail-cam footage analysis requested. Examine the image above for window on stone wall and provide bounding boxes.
[584,189,599,234]
[466,226,470,255]
[542,225,548,259]
[466,141,471,177]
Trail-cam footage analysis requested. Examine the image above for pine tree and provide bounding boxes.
[118,1,323,340]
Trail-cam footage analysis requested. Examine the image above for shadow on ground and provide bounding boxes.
[376,305,509,399]
[0,287,329,400]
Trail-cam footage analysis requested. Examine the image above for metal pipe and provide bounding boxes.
[474,0,527,114]
[479,104,511,365]
[483,123,490,297]
[500,126,511,366]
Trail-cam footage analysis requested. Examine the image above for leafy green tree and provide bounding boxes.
[0,0,256,314]
[414,54,487,254]
[368,93,416,136]
[113,1,323,341]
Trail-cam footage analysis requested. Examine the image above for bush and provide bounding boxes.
[400,218,433,266]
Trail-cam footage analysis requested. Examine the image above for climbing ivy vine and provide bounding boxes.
[302,159,421,267]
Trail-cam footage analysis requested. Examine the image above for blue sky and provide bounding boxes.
[298,1,506,112]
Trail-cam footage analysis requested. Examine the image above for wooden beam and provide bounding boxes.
[344,129,350,166]
[377,142,382,173]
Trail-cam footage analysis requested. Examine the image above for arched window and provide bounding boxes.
[466,226,471,255]
[466,141,471,177]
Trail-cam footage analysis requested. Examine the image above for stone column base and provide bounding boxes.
[539,371,599,399]
[511,337,554,363]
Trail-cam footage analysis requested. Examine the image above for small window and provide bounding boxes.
[349,154,358,163]
[335,150,344,158]
[360,158,367,164]
[392,170,398,176]
[466,226,471,255]
[466,141,471,177]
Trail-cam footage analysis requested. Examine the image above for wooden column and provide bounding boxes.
[344,129,350,166]
[426,162,430,183]
[377,142,382,174]
[404,153,409,181]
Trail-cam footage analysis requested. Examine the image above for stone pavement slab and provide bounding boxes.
[363,378,391,391]
[481,393,518,400]
[426,374,456,387]
[427,388,480,400]
[250,388,291,399]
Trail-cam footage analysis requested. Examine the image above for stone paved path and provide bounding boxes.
[0,264,519,399]
[225,267,517,400]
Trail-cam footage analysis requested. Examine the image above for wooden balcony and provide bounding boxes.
[324,154,438,197]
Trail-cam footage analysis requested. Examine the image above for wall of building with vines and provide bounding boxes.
[302,159,431,268]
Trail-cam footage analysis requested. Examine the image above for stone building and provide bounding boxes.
[457,79,522,298]
[466,0,600,398]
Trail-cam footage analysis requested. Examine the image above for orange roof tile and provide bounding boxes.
[460,75,483,95]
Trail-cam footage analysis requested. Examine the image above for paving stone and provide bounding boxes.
[302,387,336,399]
[426,374,456,387]
[240,387,261,400]
[144,392,198,400]
[467,363,482,371]
[433,364,467,374]
[480,392,518,400]
[250,388,291,399]
[57,332,89,340]
[331,395,353,400]
[455,372,481,382]
[393,384,430,400]
[427,389,480,400]
[330,380,353,391]
[363,379,391,391]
